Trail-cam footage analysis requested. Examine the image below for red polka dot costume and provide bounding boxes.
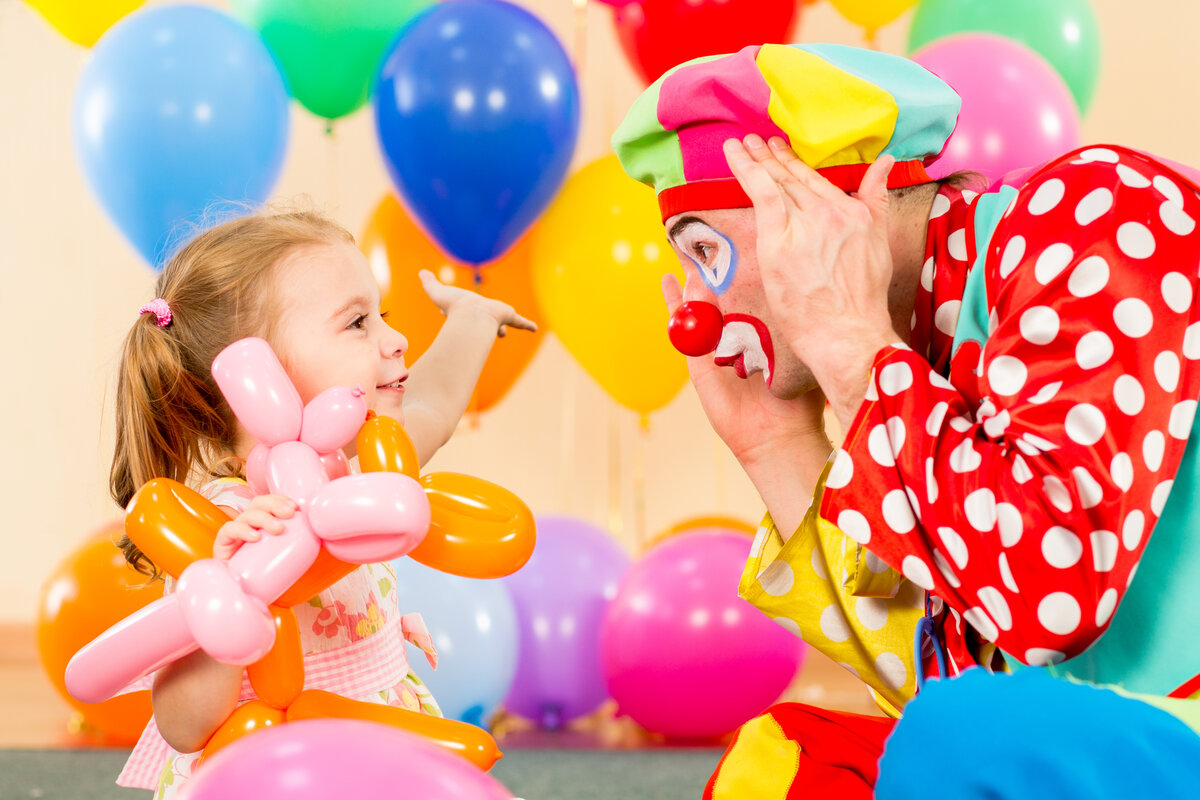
[821,145,1200,692]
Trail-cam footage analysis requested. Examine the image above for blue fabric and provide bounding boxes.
[877,668,1200,800]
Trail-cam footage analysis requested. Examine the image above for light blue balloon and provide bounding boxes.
[72,5,290,268]
[391,558,519,726]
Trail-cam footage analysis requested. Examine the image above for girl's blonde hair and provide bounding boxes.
[110,208,354,577]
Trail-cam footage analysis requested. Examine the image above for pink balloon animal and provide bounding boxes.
[65,338,431,704]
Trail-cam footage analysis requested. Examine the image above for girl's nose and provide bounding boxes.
[668,301,723,357]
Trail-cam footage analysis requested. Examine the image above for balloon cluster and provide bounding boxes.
[64,337,535,768]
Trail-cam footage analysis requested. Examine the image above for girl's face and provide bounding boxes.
[268,240,409,426]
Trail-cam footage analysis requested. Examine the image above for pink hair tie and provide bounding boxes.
[138,298,172,328]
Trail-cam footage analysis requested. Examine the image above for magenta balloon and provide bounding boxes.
[600,530,805,740]
[502,516,631,728]
[179,719,514,799]
[914,34,1081,184]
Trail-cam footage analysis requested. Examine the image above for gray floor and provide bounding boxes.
[0,748,725,799]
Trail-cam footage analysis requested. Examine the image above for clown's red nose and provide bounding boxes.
[668,301,723,357]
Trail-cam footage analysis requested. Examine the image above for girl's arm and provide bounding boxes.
[402,270,536,465]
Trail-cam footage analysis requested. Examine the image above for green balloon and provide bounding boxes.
[907,0,1100,113]
[232,0,433,121]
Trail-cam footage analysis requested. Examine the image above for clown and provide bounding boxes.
[615,43,1200,797]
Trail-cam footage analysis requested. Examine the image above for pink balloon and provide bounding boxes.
[178,719,514,800]
[245,443,270,494]
[211,337,303,446]
[319,449,351,481]
[263,441,328,509]
[300,385,368,454]
[914,34,1081,184]
[308,473,431,563]
[600,531,805,740]
[177,560,275,665]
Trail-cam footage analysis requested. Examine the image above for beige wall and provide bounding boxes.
[2,0,1198,623]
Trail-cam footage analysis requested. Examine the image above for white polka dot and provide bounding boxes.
[1012,454,1034,484]
[1185,322,1200,360]
[881,491,916,534]
[929,371,955,391]
[997,503,1023,546]
[1065,404,1107,446]
[1079,147,1119,163]
[1160,201,1196,235]
[1038,592,1082,634]
[999,552,1019,593]
[978,586,1013,631]
[1090,530,1119,572]
[1152,480,1175,516]
[838,509,872,545]
[879,362,914,396]
[1076,331,1114,369]
[1117,163,1151,188]
[934,301,962,336]
[1029,381,1062,404]
[1154,174,1184,205]
[950,439,982,473]
[837,662,861,679]
[1073,467,1103,509]
[1162,272,1193,313]
[925,458,939,504]
[902,556,934,591]
[949,415,972,433]
[937,527,969,569]
[926,402,949,436]
[988,308,1000,335]
[1042,526,1083,568]
[865,379,879,402]
[773,616,804,638]
[825,450,853,489]
[1023,432,1059,452]
[810,546,828,580]
[819,604,852,643]
[758,561,795,596]
[868,425,896,468]
[933,549,961,588]
[1043,475,1074,513]
[1067,256,1109,297]
[864,549,890,574]
[1075,188,1113,225]
[999,235,1026,279]
[1170,400,1197,440]
[961,606,998,642]
[1027,178,1066,215]
[1019,306,1059,345]
[1025,648,1067,666]
[1117,222,1156,259]
[1111,452,1134,491]
[1113,375,1145,415]
[1155,351,1181,392]
[1143,430,1165,471]
[855,597,889,631]
[1035,243,1074,283]
[988,355,1028,396]
[962,189,979,203]
[1113,298,1154,338]
[930,193,950,218]
[920,256,935,291]
[906,487,923,524]
[1127,562,1140,588]
[1095,588,1119,628]
[964,488,997,531]
[875,652,907,690]
[948,228,968,261]
[1122,510,1145,550]
[983,409,1011,438]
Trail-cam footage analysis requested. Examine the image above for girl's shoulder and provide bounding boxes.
[198,476,254,512]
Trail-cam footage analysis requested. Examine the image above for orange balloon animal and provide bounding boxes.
[121,414,535,768]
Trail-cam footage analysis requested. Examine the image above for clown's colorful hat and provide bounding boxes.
[612,44,961,221]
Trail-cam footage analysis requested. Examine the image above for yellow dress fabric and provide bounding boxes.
[738,472,926,714]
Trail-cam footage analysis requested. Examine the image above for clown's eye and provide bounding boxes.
[676,222,736,295]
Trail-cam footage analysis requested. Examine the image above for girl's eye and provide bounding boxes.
[348,314,367,330]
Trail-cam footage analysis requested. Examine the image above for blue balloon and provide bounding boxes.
[72,6,290,268]
[391,558,519,726]
[374,0,580,265]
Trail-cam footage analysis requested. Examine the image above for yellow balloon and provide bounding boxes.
[24,0,144,47]
[532,156,687,417]
[827,0,918,35]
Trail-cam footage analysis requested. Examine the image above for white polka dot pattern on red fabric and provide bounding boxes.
[819,146,1200,675]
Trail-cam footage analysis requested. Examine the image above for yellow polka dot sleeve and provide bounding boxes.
[738,483,927,714]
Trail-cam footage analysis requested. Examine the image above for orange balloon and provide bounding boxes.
[247,606,304,709]
[124,478,220,578]
[36,526,162,745]
[201,700,285,762]
[357,412,419,478]
[287,689,502,770]
[408,472,536,579]
[361,193,545,414]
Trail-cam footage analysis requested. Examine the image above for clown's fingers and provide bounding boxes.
[765,137,846,203]
[724,138,793,235]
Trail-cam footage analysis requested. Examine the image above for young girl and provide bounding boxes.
[109,208,535,796]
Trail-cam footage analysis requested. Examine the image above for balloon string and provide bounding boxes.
[608,400,624,542]
[326,121,339,213]
[634,421,648,547]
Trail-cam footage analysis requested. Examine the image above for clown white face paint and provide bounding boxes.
[673,219,738,295]
[713,314,775,385]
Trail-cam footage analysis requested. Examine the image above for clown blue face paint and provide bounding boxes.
[673,220,738,295]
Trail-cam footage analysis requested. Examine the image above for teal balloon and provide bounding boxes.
[907,0,1100,113]
[390,558,518,726]
[231,0,432,120]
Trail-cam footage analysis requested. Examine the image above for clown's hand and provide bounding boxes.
[418,269,537,338]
